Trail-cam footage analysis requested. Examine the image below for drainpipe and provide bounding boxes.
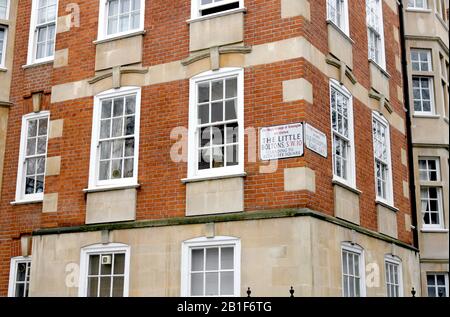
[398,0,419,249]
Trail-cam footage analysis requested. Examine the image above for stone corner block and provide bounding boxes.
[46,156,61,176]
[284,167,316,193]
[86,188,137,224]
[43,193,58,213]
[281,0,311,20]
[282,78,313,104]
[54,49,69,69]
[49,119,64,139]
[186,177,244,216]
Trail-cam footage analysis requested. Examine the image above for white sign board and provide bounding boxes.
[305,123,327,158]
[260,123,304,161]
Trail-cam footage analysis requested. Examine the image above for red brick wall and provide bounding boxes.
[0,0,412,295]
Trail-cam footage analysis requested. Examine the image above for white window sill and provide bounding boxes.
[11,198,43,205]
[0,67,6,72]
[83,183,140,193]
[326,20,353,44]
[182,172,247,184]
[375,199,399,212]
[406,8,432,13]
[187,7,247,24]
[332,179,361,195]
[412,114,440,119]
[444,117,449,124]
[420,228,448,233]
[93,30,146,45]
[22,59,54,69]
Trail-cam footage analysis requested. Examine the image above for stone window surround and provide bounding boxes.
[96,0,146,43]
[326,0,350,36]
[187,67,244,181]
[341,242,366,297]
[25,0,58,67]
[78,243,131,297]
[87,86,141,191]
[384,254,404,297]
[7,256,31,297]
[180,236,241,297]
[12,111,50,205]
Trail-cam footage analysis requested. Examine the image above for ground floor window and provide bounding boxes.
[8,257,31,297]
[427,273,449,297]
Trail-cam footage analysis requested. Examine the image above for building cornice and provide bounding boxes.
[404,35,449,54]
[32,208,419,252]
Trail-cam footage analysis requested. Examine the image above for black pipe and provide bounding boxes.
[398,0,419,249]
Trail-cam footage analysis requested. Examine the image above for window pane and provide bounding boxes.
[89,255,100,275]
[99,276,111,297]
[15,283,25,298]
[211,80,223,101]
[211,102,223,122]
[205,248,219,270]
[225,78,237,98]
[225,100,237,120]
[87,277,98,297]
[191,249,204,271]
[221,248,234,270]
[191,273,203,296]
[113,254,125,274]
[205,272,219,296]
[102,100,112,119]
[220,271,234,295]
[125,96,135,114]
[112,276,124,297]
[198,83,210,103]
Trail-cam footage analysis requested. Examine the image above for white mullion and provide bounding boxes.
[203,248,206,296]
[97,255,101,297]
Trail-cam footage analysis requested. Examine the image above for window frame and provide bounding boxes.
[427,272,449,297]
[0,0,10,20]
[412,76,435,115]
[78,243,131,297]
[88,86,141,190]
[0,25,7,69]
[371,112,394,206]
[26,0,59,65]
[420,186,444,230]
[8,257,32,297]
[191,0,244,20]
[407,0,429,10]
[341,243,366,297]
[97,0,145,42]
[187,68,244,180]
[329,79,356,189]
[326,0,350,35]
[366,0,386,69]
[418,157,441,182]
[411,48,433,72]
[384,255,403,297]
[14,111,50,203]
[180,236,241,297]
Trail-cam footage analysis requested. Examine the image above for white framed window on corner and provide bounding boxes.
[366,0,386,69]
[0,0,10,20]
[97,0,145,41]
[27,0,58,65]
[419,157,444,230]
[78,243,131,297]
[341,243,366,297]
[329,79,356,189]
[384,255,403,297]
[14,111,50,204]
[407,0,429,10]
[8,257,32,297]
[0,25,7,69]
[371,111,394,206]
[181,236,241,297]
[427,272,449,297]
[88,87,141,190]
[187,68,244,180]
[326,0,349,35]
[191,0,244,19]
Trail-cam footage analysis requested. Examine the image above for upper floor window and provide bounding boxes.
[419,158,440,181]
[15,112,49,203]
[435,0,449,24]
[0,0,9,19]
[385,256,403,297]
[0,26,6,68]
[411,49,433,72]
[191,0,243,19]
[341,243,366,297]
[79,244,130,297]
[327,0,349,35]
[27,0,58,65]
[88,87,141,189]
[366,0,386,68]
[98,0,145,40]
[419,158,444,230]
[188,68,244,179]
[330,80,356,188]
[8,257,31,297]
[407,0,428,9]
[372,112,393,205]
[412,76,435,114]
[181,236,241,297]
